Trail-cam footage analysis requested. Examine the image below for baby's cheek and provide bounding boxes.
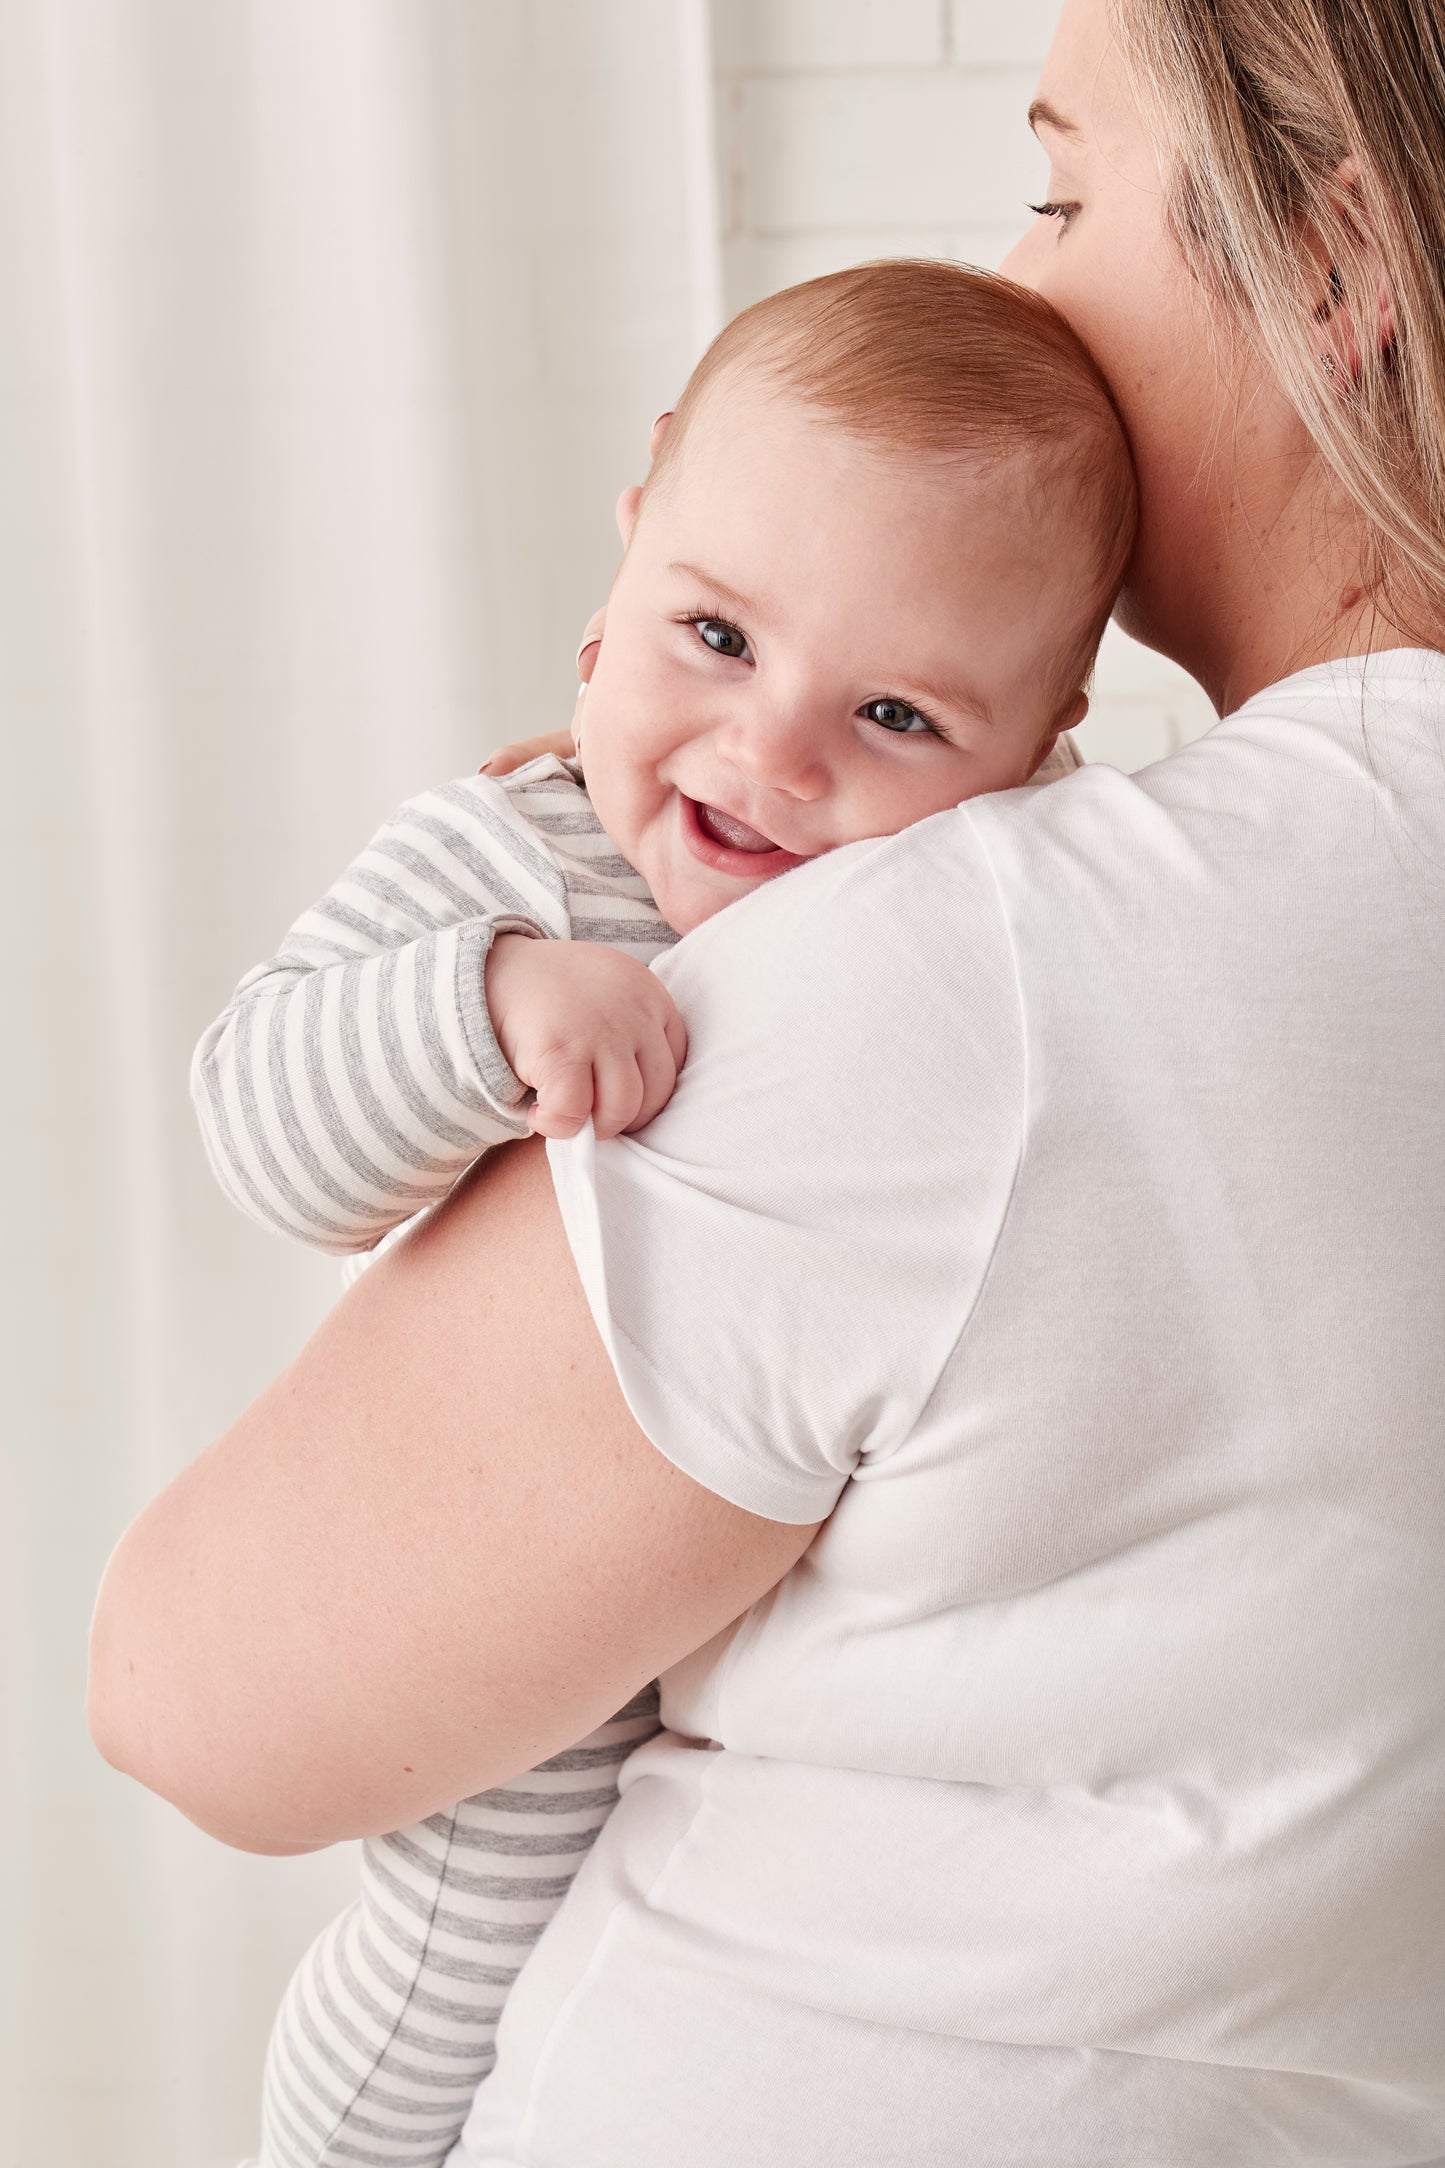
[846,756,1020,841]
[575,720,639,847]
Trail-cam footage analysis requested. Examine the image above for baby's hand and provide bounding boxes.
[485,935,688,1141]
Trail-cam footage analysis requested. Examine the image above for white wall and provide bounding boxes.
[2,7,714,2163]
[9,13,1221,2162]
[710,0,1217,772]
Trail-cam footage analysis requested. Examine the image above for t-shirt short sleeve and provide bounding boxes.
[546,804,1028,1523]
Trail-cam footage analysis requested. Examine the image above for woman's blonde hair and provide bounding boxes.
[1114,0,1445,629]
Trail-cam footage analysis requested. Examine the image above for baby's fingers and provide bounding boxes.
[481,728,576,780]
[589,1051,647,1142]
[527,1057,595,1140]
[628,1026,683,1133]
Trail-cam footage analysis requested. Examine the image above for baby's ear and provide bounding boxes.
[1030,692,1089,778]
[1058,691,1089,737]
[615,412,674,547]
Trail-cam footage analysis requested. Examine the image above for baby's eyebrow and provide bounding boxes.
[667,561,761,623]
[907,668,995,728]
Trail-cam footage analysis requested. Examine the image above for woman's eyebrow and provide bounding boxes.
[1028,98,1080,140]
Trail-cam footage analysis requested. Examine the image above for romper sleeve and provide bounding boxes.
[191,774,571,1253]
[546,804,1028,1525]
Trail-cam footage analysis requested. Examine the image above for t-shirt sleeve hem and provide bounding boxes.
[546,1132,845,1527]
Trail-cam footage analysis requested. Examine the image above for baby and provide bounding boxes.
[197,259,1135,2168]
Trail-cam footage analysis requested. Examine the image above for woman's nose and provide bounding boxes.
[714,703,830,801]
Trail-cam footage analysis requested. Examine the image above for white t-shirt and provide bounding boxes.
[456,653,1445,2168]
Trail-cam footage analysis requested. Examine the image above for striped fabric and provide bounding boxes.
[256,1689,662,2168]
[193,757,676,1254]
[215,735,1085,2166]
[192,757,675,2164]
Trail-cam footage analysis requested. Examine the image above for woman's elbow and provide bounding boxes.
[88,1689,314,1859]
[86,1556,152,1788]
[87,1657,332,1856]
[86,1521,335,1856]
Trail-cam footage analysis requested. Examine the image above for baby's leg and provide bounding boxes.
[255,1686,661,2168]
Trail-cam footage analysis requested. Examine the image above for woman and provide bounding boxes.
[89,0,1445,2161]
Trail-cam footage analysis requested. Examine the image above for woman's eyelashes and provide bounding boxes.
[1028,198,1081,232]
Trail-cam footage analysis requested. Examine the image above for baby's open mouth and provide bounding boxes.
[678,792,807,881]
[694,801,778,853]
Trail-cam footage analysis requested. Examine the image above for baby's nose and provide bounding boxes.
[718,706,830,800]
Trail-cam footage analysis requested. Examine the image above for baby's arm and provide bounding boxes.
[194,773,584,1252]
[484,932,686,1141]
[257,1687,662,2168]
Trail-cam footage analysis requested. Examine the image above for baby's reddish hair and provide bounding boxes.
[649,258,1138,709]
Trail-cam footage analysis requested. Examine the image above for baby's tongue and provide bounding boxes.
[696,801,776,853]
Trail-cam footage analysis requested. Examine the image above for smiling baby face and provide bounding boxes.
[574,261,1136,934]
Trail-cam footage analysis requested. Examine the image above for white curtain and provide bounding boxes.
[0,4,719,2160]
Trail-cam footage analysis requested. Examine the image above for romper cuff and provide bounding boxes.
[451,916,550,1122]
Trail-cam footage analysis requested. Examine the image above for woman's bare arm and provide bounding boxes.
[88,1138,819,1853]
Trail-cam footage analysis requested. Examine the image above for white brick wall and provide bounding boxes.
[715,0,944,71]
[948,0,1068,67]
[711,0,1216,771]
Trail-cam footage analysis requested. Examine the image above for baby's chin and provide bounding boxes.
[646,874,729,937]
[642,857,769,937]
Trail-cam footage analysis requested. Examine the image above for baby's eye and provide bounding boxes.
[693,617,750,660]
[862,697,934,736]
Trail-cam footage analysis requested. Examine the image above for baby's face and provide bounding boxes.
[579,378,1090,934]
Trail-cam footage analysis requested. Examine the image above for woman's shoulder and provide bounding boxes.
[978,647,1445,877]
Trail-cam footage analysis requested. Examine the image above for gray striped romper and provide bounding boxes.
[192,756,675,2168]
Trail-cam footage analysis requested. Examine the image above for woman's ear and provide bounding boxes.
[1312,158,1398,390]
[1314,267,1397,389]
